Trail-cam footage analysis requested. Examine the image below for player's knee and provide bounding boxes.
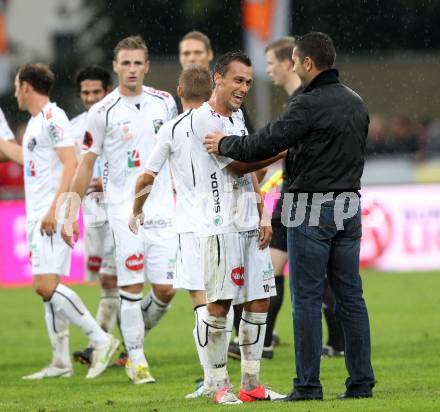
[33,282,56,300]
[207,303,229,318]
[120,283,143,294]
[101,275,118,290]
[244,298,270,313]
[153,285,175,303]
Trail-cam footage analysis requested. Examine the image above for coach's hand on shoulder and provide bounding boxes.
[61,220,79,248]
[204,131,225,155]
[128,211,144,235]
[40,207,57,236]
[259,222,272,250]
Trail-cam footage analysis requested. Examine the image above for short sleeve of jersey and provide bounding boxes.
[0,108,13,140]
[44,107,74,148]
[145,122,173,173]
[192,106,233,170]
[83,105,105,156]
[164,93,178,121]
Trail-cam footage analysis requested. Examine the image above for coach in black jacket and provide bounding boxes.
[204,32,375,401]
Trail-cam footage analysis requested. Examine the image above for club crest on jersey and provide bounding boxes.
[27,137,37,152]
[125,254,144,271]
[87,256,102,272]
[48,123,64,143]
[25,160,36,177]
[83,131,93,149]
[153,119,164,134]
[231,266,245,286]
[127,150,141,168]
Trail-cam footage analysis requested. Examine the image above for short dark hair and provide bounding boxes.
[76,65,112,92]
[265,36,298,62]
[180,31,212,52]
[114,35,149,61]
[17,63,54,96]
[179,64,213,102]
[295,32,336,71]
[214,51,252,77]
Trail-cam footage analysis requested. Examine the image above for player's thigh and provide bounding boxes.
[110,218,145,287]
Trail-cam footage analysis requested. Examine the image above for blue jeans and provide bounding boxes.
[287,196,375,396]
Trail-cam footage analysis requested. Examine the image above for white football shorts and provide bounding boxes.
[174,232,204,291]
[27,219,71,276]
[200,229,276,305]
[110,218,177,287]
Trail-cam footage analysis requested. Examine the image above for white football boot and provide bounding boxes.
[86,334,119,379]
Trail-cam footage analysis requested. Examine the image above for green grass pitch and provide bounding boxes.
[1,270,440,411]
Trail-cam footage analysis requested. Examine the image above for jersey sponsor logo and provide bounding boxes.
[125,254,144,271]
[25,160,36,177]
[231,266,245,286]
[142,218,172,228]
[127,149,141,168]
[83,131,93,149]
[210,172,221,213]
[87,256,102,272]
[153,119,164,134]
[27,137,37,152]
[48,123,64,143]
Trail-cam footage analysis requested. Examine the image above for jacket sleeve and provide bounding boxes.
[218,96,310,162]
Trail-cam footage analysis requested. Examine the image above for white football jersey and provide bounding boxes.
[0,107,14,140]
[191,102,260,235]
[22,102,74,221]
[83,86,177,224]
[145,108,199,234]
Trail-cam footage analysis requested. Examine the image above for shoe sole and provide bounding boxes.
[22,370,73,380]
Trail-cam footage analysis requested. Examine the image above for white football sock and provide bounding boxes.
[96,287,119,333]
[44,301,71,368]
[225,306,234,352]
[50,284,108,346]
[239,311,267,391]
[203,314,229,390]
[120,290,146,364]
[141,290,170,333]
[193,305,209,385]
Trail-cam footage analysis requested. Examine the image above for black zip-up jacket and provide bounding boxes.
[218,69,369,193]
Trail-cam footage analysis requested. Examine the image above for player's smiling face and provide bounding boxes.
[217,61,253,112]
[113,49,149,95]
[179,39,213,69]
[79,80,108,110]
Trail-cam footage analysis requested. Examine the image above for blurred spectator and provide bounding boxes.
[0,123,26,199]
[387,115,418,155]
[365,114,389,156]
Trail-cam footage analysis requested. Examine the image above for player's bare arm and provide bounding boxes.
[61,151,97,247]
[0,138,23,165]
[40,146,77,237]
[252,172,272,249]
[128,170,156,234]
